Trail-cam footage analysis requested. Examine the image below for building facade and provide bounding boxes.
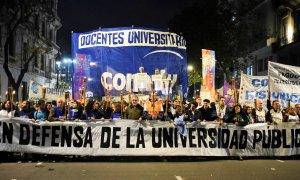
[242,0,300,75]
[0,0,61,100]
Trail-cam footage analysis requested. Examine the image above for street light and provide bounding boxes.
[188,65,194,71]
[188,65,196,98]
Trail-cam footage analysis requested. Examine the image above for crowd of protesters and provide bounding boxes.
[1,92,300,126]
[1,92,300,162]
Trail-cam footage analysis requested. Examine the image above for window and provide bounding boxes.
[52,59,56,73]
[47,57,52,73]
[42,21,46,37]
[49,29,53,41]
[0,25,2,48]
[34,55,38,68]
[263,58,268,71]
[41,54,45,71]
[257,59,263,72]
[35,15,39,31]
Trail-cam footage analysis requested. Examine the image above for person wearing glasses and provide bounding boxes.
[124,95,144,120]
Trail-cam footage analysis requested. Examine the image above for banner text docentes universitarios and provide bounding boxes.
[78,29,186,49]
[1,118,300,156]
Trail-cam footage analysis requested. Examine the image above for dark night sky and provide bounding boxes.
[57,0,198,56]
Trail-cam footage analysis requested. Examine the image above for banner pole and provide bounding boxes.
[120,91,124,119]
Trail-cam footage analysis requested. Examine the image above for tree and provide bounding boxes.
[1,0,56,99]
[168,0,257,86]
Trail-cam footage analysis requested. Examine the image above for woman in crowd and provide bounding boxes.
[226,104,249,126]
[0,100,19,117]
[244,106,255,124]
[111,102,121,119]
[69,100,84,121]
[100,100,113,119]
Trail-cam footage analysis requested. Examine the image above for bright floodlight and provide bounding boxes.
[63,58,72,63]
[187,65,194,71]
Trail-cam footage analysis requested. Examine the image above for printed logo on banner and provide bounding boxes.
[31,82,40,94]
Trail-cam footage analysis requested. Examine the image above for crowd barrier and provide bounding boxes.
[0,117,300,156]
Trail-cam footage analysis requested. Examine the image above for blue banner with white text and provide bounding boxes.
[72,27,188,99]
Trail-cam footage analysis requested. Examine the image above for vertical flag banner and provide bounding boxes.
[72,27,188,99]
[223,80,234,106]
[268,61,300,107]
[239,73,268,107]
[201,49,215,101]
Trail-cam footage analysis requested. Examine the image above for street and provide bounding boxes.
[0,157,299,180]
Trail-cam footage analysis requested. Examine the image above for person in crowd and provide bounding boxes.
[253,99,267,123]
[31,101,47,123]
[215,96,230,122]
[266,100,284,125]
[86,100,103,120]
[121,99,128,118]
[111,102,122,119]
[19,100,35,118]
[0,100,19,117]
[85,99,95,119]
[99,100,113,119]
[45,102,52,118]
[162,99,173,121]
[46,101,60,122]
[182,102,191,113]
[196,97,202,109]
[226,104,249,126]
[185,102,201,122]
[284,107,299,122]
[295,103,300,119]
[143,92,164,120]
[69,100,84,121]
[169,99,181,119]
[52,98,65,121]
[244,106,255,124]
[199,99,217,121]
[124,95,144,120]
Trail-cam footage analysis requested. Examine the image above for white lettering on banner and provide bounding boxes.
[113,73,126,91]
[78,29,186,49]
[1,118,300,156]
[240,73,300,107]
[101,72,177,92]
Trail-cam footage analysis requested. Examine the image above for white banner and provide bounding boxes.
[268,61,300,107]
[28,80,68,101]
[1,117,300,156]
[239,73,268,107]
